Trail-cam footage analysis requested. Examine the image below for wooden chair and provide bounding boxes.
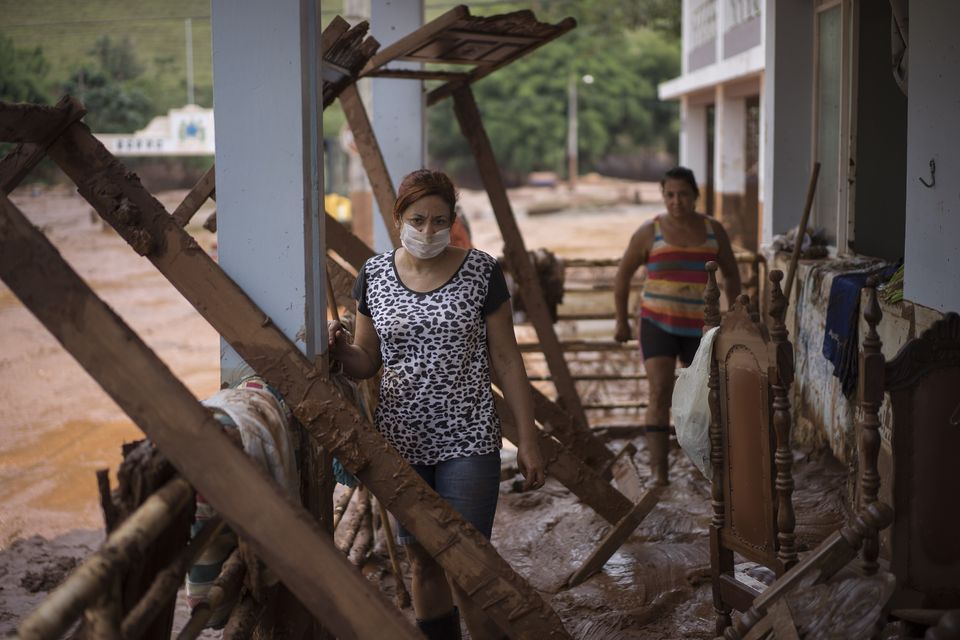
[858,282,960,610]
[704,263,798,635]
[719,501,895,640]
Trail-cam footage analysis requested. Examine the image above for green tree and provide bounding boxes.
[63,36,154,133]
[0,35,51,103]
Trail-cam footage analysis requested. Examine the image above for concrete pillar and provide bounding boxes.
[212,0,325,382]
[762,0,813,247]
[680,96,708,203]
[714,84,751,249]
[371,0,424,253]
[757,74,765,230]
[903,0,960,312]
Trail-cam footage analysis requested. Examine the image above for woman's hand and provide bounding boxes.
[328,320,350,357]
[614,319,632,343]
[517,437,546,491]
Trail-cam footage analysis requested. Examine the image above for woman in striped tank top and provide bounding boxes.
[614,167,741,485]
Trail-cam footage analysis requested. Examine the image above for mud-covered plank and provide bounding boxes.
[325,210,375,270]
[0,98,84,143]
[565,487,663,588]
[528,385,614,473]
[361,5,469,74]
[451,85,603,466]
[171,165,216,228]
[338,84,400,248]
[39,124,569,639]
[495,395,631,525]
[0,194,421,640]
[0,97,85,195]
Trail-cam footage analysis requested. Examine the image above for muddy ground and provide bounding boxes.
[0,178,850,638]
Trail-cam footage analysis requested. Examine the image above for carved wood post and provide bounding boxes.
[768,270,798,569]
[704,261,731,633]
[858,277,884,575]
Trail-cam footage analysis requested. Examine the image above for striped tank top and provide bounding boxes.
[640,215,719,337]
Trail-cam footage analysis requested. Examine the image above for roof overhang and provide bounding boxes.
[658,46,764,101]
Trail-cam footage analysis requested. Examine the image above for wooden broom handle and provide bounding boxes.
[784,162,821,301]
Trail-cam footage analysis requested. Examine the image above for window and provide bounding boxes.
[812,0,853,250]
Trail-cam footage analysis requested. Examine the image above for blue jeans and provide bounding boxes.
[396,451,501,545]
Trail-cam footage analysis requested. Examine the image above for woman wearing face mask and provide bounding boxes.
[328,169,545,640]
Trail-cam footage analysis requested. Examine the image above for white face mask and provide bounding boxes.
[400,223,450,260]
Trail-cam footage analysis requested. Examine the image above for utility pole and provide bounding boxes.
[185,18,195,105]
[567,73,578,190]
[567,73,593,191]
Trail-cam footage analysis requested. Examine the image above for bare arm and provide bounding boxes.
[486,301,545,490]
[613,223,652,342]
[711,220,742,304]
[328,312,382,379]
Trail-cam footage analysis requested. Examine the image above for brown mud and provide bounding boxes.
[0,180,850,637]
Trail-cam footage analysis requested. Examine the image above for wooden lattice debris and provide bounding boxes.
[0,99,570,639]
[322,17,380,108]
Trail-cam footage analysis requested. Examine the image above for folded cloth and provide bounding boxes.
[822,265,897,396]
[187,379,299,623]
[202,382,300,500]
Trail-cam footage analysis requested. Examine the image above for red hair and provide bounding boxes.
[393,169,458,225]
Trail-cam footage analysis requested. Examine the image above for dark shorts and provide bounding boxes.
[395,451,501,545]
[639,318,702,366]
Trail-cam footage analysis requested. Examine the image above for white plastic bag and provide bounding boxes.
[672,327,717,479]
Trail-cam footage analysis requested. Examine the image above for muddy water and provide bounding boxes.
[0,187,219,547]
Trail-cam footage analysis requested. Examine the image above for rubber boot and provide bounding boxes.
[416,607,462,640]
[646,427,670,486]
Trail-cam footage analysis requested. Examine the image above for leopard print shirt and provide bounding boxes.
[353,249,509,465]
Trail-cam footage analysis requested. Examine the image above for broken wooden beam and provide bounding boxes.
[325,210,377,273]
[338,84,401,248]
[0,97,85,143]
[322,18,380,108]
[175,548,245,640]
[360,5,469,75]
[14,477,194,640]
[0,97,85,195]
[31,119,569,639]
[528,385,612,474]
[452,84,599,465]
[172,164,216,228]
[0,193,422,640]
[565,486,663,588]
[121,516,225,640]
[495,395,631,526]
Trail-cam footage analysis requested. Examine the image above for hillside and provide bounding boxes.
[0,0,212,110]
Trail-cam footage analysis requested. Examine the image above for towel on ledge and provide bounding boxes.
[822,264,897,397]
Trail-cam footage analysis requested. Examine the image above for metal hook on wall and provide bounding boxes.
[919,158,936,188]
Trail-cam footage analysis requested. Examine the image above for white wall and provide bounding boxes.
[680,97,708,183]
[212,0,325,381]
[715,84,746,195]
[371,0,424,253]
[903,0,960,313]
[761,0,813,244]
